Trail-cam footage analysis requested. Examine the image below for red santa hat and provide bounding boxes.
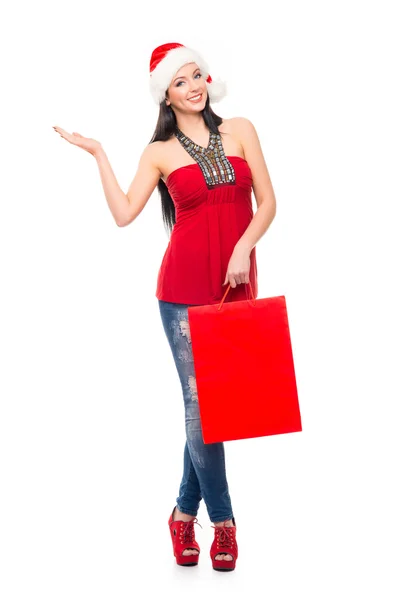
[149,42,227,105]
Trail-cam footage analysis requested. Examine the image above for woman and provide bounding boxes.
[53,42,276,572]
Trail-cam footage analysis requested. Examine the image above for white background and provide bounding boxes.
[1,1,399,598]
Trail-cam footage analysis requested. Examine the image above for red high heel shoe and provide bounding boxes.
[168,506,202,566]
[210,517,238,571]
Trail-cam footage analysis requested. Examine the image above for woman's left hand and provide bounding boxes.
[223,247,251,288]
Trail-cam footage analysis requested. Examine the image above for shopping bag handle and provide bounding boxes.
[217,281,256,311]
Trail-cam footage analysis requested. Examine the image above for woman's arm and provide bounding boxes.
[222,117,277,287]
[53,126,162,227]
[232,117,277,252]
[95,143,162,227]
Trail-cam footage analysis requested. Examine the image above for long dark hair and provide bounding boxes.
[149,94,225,238]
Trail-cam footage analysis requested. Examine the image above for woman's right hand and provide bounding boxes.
[52,126,102,156]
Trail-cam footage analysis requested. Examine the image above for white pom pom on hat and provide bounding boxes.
[149,42,227,105]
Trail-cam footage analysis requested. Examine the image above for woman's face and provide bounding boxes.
[166,62,207,111]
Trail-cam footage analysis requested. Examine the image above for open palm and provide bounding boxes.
[52,126,101,156]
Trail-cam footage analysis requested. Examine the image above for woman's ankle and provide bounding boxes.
[173,507,196,522]
[213,519,234,527]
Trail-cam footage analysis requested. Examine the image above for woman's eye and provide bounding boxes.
[177,73,201,86]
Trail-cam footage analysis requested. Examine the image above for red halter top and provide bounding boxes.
[155,128,258,305]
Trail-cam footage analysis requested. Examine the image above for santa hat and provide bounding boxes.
[149,42,227,105]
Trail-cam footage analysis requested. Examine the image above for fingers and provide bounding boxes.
[53,126,83,147]
[231,273,249,287]
[227,275,246,288]
[53,126,83,139]
[53,126,69,137]
[53,126,72,142]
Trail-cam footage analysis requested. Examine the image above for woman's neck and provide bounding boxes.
[174,113,209,137]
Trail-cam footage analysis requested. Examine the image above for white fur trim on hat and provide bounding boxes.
[206,77,228,103]
[149,46,227,105]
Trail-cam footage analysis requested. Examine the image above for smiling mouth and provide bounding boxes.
[188,93,202,101]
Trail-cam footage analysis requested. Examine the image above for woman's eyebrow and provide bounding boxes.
[173,68,200,83]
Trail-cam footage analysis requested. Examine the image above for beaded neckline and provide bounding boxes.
[175,127,213,153]
[174,127,236,189]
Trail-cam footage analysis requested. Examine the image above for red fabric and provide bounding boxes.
[149,42,184,73]
[187,288,302,444]
[155,156,258,305]
[149,42,212,83]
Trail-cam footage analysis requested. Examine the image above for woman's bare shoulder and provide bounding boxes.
[218,116,246,128]
[218,117,247,140]
[217,117,248,157]
[147,139,173,157]
[146,138,178,180]
[221,116,253,132]
[149,138,177,155]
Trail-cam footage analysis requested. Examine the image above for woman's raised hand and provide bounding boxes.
[52,126,102,156]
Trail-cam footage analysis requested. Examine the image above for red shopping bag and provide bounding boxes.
[187,282,302,444]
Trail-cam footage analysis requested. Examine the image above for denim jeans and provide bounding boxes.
[158,299,234,523]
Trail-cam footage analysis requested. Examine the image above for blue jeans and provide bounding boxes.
[158,299,234,523]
